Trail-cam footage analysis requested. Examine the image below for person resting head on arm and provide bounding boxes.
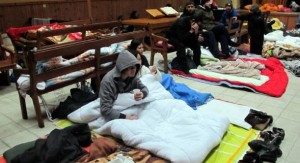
[128,38,150,67]
[99,50,149,121]
[130,49,162,81]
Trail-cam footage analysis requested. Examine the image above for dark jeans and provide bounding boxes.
[201,30,219,57]
[211,24,230,56]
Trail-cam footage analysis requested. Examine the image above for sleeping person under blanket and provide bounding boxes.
[17,41,127,95]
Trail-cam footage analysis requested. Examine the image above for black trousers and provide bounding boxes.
[169,38,201,66]
[201,30,219,57]
[211,24,230,56]
[250,34,264,55]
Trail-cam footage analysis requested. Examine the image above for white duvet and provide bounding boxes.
[70,74,228,163]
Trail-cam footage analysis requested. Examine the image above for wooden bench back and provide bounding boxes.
[146,21,174,73]
[28,30,148,94]
[36,21,122,49]
[58,19,92,25]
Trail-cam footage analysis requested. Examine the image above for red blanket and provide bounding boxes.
[6,24,54,40]
[171,57,288,97]
[0,156,6,163]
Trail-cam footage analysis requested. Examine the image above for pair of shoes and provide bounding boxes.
[248,139,282,162]
[260,127,285,146]
[238,151,262,163]
[244,109,273,131]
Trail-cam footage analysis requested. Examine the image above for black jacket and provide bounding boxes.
[238,11,265,36]
[166,16,200,44]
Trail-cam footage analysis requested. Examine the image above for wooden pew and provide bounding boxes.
[14,30,147,128]
[7,20,122,68]
[147,21,174,73]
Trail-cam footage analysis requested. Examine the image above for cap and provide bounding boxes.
[225,3,232,7]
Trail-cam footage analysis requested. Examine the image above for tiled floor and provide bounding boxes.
[1,49,300,162]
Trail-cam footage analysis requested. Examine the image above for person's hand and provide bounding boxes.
[149,65,157,74]
[78,53,94,62]
[198,34,204,42]
[190,22,199,34]
[134,91,143,101]
[126,114,138,120]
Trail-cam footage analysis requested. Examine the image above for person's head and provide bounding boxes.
[129,39,144,54]
[250,3,260,13]
[201,0,211,8]
[191,12,201,25]
[184,1,196,14]
[129,49,142,65]
[225,2,233,13]
[122,65,137,79]
[116,50,140,79]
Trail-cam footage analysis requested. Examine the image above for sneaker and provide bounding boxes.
[229,46,237,55]
[186,48,194,56]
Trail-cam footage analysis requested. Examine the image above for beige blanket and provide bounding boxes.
[202,59,265,79]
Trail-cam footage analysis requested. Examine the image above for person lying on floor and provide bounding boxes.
[99,50,149,121]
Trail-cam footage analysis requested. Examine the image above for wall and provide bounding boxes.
[0,0,186,32]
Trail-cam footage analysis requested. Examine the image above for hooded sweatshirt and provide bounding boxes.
[99,50,148,120]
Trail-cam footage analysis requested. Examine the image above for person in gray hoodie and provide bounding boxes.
[99,50,149,121]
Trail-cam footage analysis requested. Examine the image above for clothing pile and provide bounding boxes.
[51,88,98,119]
[3,124,92,163]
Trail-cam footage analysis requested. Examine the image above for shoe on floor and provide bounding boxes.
[244,113,273,131]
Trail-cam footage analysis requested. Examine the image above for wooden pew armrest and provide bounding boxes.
[151,33,171,50]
